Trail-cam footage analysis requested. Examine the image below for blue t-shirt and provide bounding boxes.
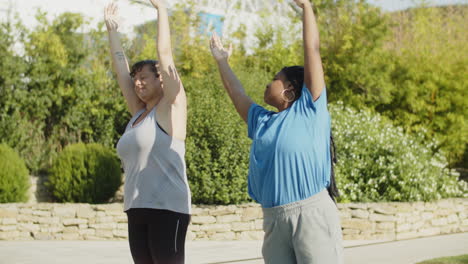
[247,84,331,208]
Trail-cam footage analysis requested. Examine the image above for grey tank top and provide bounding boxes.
[116,107,191,214]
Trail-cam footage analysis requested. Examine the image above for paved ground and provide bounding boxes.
[0,233,467,264]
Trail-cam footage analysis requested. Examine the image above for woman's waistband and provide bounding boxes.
[262,189,331,218]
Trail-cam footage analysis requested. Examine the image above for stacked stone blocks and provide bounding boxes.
[1,199,466,241]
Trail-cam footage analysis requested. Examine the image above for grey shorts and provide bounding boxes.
[262,189,344,264]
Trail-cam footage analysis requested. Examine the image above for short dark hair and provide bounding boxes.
[130,60,159,78]
[281,66,304,100]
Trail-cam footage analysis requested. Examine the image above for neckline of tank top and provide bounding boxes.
[129,107,186,144]
[131,107,156,128]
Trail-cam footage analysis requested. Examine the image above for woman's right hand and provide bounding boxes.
[210,32,232,62]
[104,2,119,32]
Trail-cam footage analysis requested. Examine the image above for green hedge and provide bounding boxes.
[185,70,262,204]
[47,143,122,203]
[0,144,30,203]
[331,102,467,202]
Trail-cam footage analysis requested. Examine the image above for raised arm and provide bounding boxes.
[104,3,144,115]
[210,33,254,123]
[149,0,184,103]
[294,0,325,101]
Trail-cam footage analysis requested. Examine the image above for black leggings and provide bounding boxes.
[126,208,191,264]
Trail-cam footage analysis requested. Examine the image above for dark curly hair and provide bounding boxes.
[130,60,160,78]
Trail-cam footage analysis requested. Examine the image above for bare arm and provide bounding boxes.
[104,3,144,115]
[210,33,254,123]
[294,0,325,101]
[149,0,184,104]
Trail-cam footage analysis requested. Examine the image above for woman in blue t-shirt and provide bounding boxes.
[210,0,343,263]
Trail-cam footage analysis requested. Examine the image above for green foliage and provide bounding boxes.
[317,0,395,107]
[0,15,45,172]
[245,24,303,74]
[382,5,468,166]
[0,12,128,173]
[185,89,250,203]
[185,69,270,204]
[331,102,467,202]
[0,144,30,203]
[47,143,122,203]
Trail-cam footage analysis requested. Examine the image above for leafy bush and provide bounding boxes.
[0,144,30,203]
[185,71,255,205]
[382,5,468,166]
[0,13,128,174]
[331,102,467,202]
[47,143,122,203]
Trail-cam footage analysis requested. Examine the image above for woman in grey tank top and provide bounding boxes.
[104,1,191,263]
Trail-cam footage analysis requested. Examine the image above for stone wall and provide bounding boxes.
[338,200,467,241]
[1,199,467,241]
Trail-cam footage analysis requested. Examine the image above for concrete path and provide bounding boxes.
[0,233,467,264]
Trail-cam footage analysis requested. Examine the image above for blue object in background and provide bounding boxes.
[198,12,224,36]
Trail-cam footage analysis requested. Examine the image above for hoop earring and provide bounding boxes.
[281,90,295,103]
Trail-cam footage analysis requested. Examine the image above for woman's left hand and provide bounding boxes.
[149,0,165,9]
[293,0,311,9]
[210,32,232,62]
[104,2,120,32]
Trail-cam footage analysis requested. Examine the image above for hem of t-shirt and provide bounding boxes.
[258,188,328,209]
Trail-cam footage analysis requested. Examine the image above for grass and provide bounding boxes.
[417,255,468,264]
